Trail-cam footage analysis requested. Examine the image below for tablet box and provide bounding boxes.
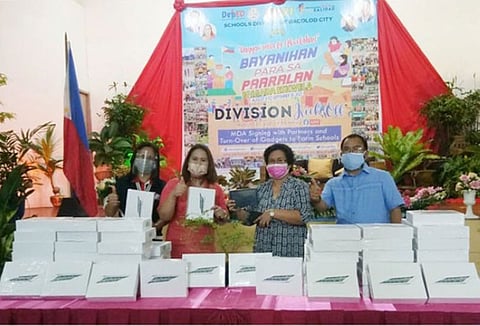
[414,237,469,250]
[406,210,465,226]
[308,224,361,241]
[16,217,97,232]
[256,256,303,296]
[368,262,427,304]
[101,228,156,243]
[54,252,98,262]
[305,242,358,262]
[362,238,412,250]
[309,239,362,252]
[95,254,149,263]
[421,262,480,303]
[98,241,152,255]
[12,241,54,261]
[41,261,92,298]
[305,261,360,301]
[182,253,226,288]
[151,241,172,258]
[415,249,469,262]
[186,187,215,220]
[14,230,56,242]
[413,224,469,239]
[86,262,139,301]
[140,259,188,298]
[56,231,99,242]
[97,218,152,232]
[0,261,48,298]
[359,250,414,271]
[228,252,272,287]
[125,189,155,218]
[358,223,413,239]
[55,241,98,253]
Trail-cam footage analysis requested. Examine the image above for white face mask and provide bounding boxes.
[188,162,208,177]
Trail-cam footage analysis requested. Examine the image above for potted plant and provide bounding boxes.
[420,81,480,156]
[370,126,440,185]
[28,123,64,207]
[437,152,480,198]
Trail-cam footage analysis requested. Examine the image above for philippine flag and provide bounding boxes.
[63,40,98,217]
[222,46,235,54]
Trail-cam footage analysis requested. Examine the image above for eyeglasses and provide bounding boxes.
[341,146,365,154]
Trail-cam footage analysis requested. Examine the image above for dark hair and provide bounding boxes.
[181,144,217,184]
[340,134,368,151]
[263,143,295,166]
[129,142,160,180]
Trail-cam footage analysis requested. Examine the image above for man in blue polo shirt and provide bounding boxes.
[310,133,404,224]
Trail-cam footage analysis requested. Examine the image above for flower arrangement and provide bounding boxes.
[455,172,480,192]
[96,177,116,201]
[403,186,447,210]
[290,164,317,182]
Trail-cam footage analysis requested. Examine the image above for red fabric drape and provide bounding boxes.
[377,0,448,145]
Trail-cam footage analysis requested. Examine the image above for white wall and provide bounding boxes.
[0,0,479,208]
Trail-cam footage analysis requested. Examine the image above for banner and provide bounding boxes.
[181,0,379,169]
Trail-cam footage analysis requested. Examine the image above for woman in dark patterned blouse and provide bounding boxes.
[230,143,314,257]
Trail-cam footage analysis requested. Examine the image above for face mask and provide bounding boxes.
[188,162,208,177]
[134,158,156,176]
[266,163,289,180]
[341,153,365,171]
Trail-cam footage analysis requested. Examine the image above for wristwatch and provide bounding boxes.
[269,209,275,218]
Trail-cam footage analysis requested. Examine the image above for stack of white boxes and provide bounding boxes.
[97,218,156,262]
[405,210,469,263]
[358,223,414,298]
[304,224,362,300]
[54,218,99,262]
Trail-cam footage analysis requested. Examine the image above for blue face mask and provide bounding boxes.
[341,153,365,171]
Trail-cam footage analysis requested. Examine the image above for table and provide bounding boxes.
[1,288,480,324]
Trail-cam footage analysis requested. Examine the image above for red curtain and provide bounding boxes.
[130,0,450,180]
[377,0,448,145]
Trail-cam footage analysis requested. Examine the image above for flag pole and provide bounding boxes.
[64,33,69,69]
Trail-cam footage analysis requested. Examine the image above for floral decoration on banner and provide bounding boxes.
[96,177,116,201]
[403,186,447,210]
[290,164,317,183]
[455,172,480,192]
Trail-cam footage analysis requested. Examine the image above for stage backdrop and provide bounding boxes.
[130,0,447,179]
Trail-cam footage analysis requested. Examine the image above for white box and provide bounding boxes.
[0,261,48,297]
[362,238,412,250]
[305,242,358,262]
[305,261,360,301]
[256,256,303,296]
[16,217,98,232]
[309,239,362,252]
[358,223,414,239]
[41,261,92,298]
[186,187,215,220]
[308,224,361,241]
[97,218,152,232]
[422,262,480,303]
[14,230,56,242]
[12,250,54,262]
[85,262,139,301]
[12,241,54,261]
[140,259,188,298]
[413,224,469,239]
[228,252,272,287]
[56,231,99,242]
[54,252,97,262]
[95,254,150,263]
[368,262,427,304]
[362,250,414,263]
[101,228,156,243]
[182,253,226,287]
[406,210,465,226]
[151,241,172,258]
[55,241,98,253]
[414,237,469,250]
[125,189,155,218]
[97,241,152,255]
[415,250,469,262]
